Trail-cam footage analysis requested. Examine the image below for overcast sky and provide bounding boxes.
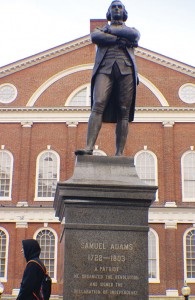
[0,0,194,67]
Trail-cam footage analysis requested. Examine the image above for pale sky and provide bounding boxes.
[0,0,195,67]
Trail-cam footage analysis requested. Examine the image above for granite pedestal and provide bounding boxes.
[54,156,157,300]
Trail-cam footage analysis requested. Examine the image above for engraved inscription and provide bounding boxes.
[73,288,138,296]
[69,239,139,296]
[81,242,106,249]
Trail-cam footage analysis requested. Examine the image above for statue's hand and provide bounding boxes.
[126,40,139,48]
[117,37,138,48]
[103,25,111,34]
[116,37,128,48]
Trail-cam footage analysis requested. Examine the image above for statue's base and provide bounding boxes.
[54,156,157,300]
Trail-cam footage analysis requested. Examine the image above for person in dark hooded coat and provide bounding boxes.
[16,239,46,300]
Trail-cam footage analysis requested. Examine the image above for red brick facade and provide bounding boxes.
[0,20,195,299]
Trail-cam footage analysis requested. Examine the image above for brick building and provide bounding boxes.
[0,19,195,299]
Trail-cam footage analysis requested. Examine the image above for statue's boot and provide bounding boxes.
[75,112,102,156]
[115,119,129,156]
[75,149,93,156]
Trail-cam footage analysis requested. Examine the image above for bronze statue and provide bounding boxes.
[75,0,140,156]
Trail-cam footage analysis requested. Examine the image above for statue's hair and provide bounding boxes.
[106,1,128,21]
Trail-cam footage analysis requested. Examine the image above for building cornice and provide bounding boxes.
[135,48,195,77]
[0,36,91,78]
[149,206,195,224]
[0,106,195,123]
[0,206,194,224]
[0,35,194,78]
[0,206,59,223]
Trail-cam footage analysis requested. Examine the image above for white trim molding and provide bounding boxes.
[0,207,60,223]
[162,121,175,128]
[139,74,169,106]
[149,206,195,224]
[165,221,177,229]
[0,36,91,77]
[26,70,169,108]
[1,106,195,124]
[166,289,179,297]
[16,221,28,228]
[26,64,94,107]
[1,206,194,225]
[0,36,194,78]
[135,48,195,77]
[21,121,33,128]
[66,121,79,128]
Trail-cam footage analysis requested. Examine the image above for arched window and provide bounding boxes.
[148,228,160,282]
[135,150,158,200]
[65,84,90,106]
[181,151,195,202]
[0,227,9,280]
[34,228,58,281]
[0,150,13,200]
[184,228,195,282]
[35,150,60,201]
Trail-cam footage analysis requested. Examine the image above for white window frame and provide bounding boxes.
[181,151,195,202]
[134,150,158,201]
[34,227,58,283]
[34,150,60,201]
[65,83,91,106]
[0,227,9,282]
[0,150,13,201]
[148,228,160,283]
[183,227,195,283]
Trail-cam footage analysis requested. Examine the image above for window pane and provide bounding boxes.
[148,230,158,279]
[69,88,87,106]
[0,152,12,198]
[135,152,156,185]
[183,153,195,199]
[0,230,7,278]
[37,152,58,198]
[36,230,56,279]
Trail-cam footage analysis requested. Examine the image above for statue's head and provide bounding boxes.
[106,0,128,22]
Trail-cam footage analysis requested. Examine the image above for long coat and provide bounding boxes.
[91,23,140,123]
[16,239,46,300]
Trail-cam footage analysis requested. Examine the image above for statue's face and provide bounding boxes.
[110,1,124,21]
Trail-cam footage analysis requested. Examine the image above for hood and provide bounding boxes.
[22,239,41,262]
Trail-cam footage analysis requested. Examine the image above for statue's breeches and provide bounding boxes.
[92,71,134,120]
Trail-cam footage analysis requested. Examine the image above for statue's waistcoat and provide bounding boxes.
[98,44,133,75]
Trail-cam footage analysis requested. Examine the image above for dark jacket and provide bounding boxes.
[91,24,140,123]
[16,239,45,300]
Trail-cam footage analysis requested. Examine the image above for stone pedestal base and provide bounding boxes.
[54,156,157,300]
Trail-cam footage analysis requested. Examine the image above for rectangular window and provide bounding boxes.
[35,151,59,201]
[0,230,7,278]
[182,153,195,201]
[0,151,12,200]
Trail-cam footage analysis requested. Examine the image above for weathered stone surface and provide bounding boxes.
[54,156,157,300]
